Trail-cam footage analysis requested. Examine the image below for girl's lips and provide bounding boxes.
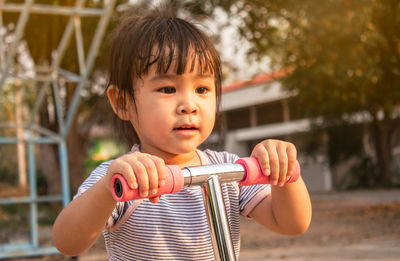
[173,126,199,136]
[173,127,199,130]
[173,124,199,130]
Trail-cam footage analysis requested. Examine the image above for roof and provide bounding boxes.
[222,68,292,93]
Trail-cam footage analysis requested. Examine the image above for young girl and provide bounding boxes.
[53,10,311,260]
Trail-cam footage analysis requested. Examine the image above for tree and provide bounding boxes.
[227,0,400,186]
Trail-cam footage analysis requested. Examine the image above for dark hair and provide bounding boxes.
[107,9,222,146]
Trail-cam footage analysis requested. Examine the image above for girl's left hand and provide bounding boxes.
[251,139,297,187]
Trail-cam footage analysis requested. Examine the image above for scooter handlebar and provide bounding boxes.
[111,157,300,202]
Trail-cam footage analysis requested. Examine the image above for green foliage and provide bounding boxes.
[0,145,17,185]
[0,166,17,185]
[218,0,400,186]
[338,156,378,190]
[327,123,364,166]
[84,138,129,177]
[327,123,378,189]
[233,0,400,120]
[0,204,29,230]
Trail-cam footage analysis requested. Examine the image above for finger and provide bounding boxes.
[286,143,297,179]
[139,155,159,196]
[149,155,166,187]
[109,158,137,189]
[130,160,149,198]
[251,144,270,176]
[266,143,280,186]
[277,143,288,187]
[149,196,160,203]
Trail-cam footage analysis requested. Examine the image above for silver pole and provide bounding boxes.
[181,163,245,260]
[201,175,237,261]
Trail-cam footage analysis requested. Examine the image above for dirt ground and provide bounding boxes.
[239,189,400,261]
[4,189,400,261]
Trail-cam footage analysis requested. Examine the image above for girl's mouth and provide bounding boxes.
[173,123,199,131]
[173,125,199,136]
[174,127,198,130]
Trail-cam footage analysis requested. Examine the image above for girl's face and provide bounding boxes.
[120,59,216,164]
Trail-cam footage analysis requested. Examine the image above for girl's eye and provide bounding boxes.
[196,87,209,94]
[158,87,176,94]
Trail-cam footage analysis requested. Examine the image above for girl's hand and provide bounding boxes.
[104,151,166,203]
[251,139,297,187]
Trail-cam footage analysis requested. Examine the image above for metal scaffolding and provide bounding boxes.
[0,0,116,258]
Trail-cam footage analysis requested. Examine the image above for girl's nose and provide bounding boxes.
[177,102,198,115]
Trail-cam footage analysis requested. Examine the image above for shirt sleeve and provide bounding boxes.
[238,182,271,218]
[202,149,271,218]
[73,160,125,229]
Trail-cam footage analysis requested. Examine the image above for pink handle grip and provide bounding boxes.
[111,165,184,202]
[236,157,300,186]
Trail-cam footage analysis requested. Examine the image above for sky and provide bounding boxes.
[204,6,272,84]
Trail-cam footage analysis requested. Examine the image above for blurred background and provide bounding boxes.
[0,0,399,260]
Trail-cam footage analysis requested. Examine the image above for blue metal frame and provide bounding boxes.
[0,0,116,258]
[0,134,66,259]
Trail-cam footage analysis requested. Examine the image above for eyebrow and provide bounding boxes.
[150,73,214,82]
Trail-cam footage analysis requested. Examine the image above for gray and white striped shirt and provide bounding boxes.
[75,147,270,260]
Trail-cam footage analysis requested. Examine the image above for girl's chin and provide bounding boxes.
[142,139,205,157]
[163,143,201,155]
[168,146,199,155]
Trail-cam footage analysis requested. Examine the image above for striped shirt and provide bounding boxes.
[75,146,270,260]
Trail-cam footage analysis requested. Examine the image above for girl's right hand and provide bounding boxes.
[104,151,167,203]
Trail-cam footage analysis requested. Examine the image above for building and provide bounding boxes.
[214,72,333,192]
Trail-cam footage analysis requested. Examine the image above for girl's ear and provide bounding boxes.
[107,85,131,121]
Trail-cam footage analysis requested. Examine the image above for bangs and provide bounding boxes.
[134,17,220,77]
